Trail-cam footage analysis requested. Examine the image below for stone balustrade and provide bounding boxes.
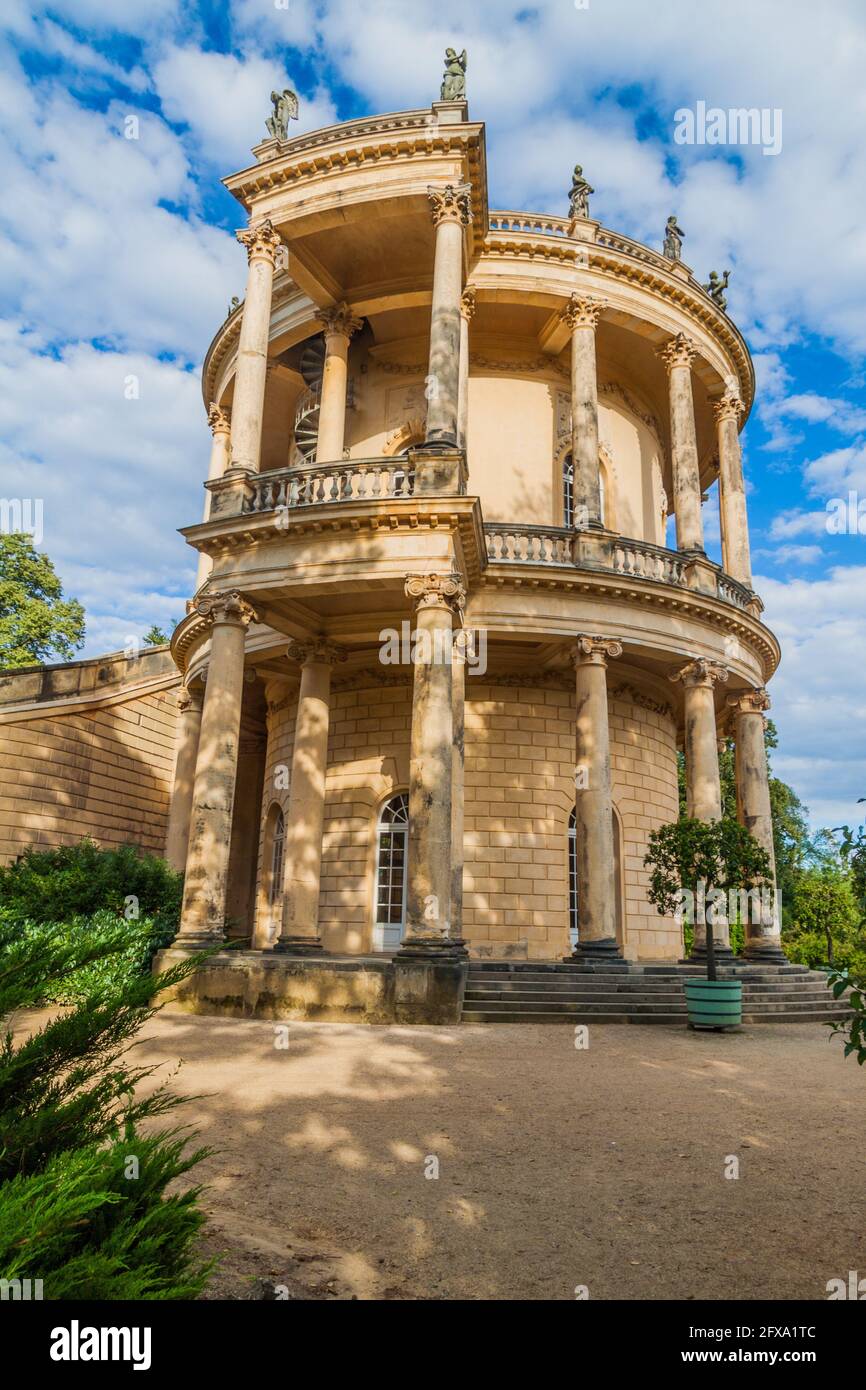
[485,524,575,565]
[243,458,415,512]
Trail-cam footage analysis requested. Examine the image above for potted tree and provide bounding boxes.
[644,818,772,1030]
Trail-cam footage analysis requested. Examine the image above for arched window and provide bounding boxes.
[269,809,285,910]
[568,805,624,949]
[258,803,286,948]
[562,452,605,528]
[373,793,409,951]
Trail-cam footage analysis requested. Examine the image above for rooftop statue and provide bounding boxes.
[703,269,731,311]
[441,48,467,102]
[266,88,299,141]
[663,215,684,261]
[568,164,594,220]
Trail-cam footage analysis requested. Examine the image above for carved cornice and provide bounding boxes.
[428,183,473,227]
[669,658,728,690]
[318,302,363,342]
[287,637,348,667]
[657,332,699,373]
[572,634,623,667]
[194,590,257,628]
[207,403,231,435]
[405,571,467,614]
[727,686,771,715]
[560,294,605,332]
[236,218,283,266]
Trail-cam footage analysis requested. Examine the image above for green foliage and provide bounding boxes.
[0,912,215,1298]
[644,817,771,980]
[0,533,85,668]
[143,624,171,646]
[782,864,866,972]
[832,798,866,921]
[0,840,182,942]
[827,967,866,1067]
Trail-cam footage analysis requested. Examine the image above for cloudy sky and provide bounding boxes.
[1,0,865,829]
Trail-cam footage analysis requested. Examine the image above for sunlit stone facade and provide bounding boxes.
[166,92,781,966]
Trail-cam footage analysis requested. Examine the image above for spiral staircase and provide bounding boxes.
[291,336,326,465]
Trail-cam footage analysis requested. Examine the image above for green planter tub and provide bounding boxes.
[684,979,743,1031]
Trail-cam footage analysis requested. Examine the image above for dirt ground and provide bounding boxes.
[130,1014,864,1301]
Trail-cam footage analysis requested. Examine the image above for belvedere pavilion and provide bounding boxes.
[149,71,785,1023]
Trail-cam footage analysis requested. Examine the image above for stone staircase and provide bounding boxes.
[461,961,853,1025]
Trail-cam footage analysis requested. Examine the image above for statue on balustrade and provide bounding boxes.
[663,215,685,261]
[441,48,467,101]
[266,88,299,141]
[703,269,731,311]
[568,165,594,220]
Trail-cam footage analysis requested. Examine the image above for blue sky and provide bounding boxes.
[1,0,865,829]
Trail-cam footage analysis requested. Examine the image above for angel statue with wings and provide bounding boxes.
[441,48,467,102]
[266,88,299,141]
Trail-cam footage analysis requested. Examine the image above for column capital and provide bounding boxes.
[427,183,472,228]
[727,686,771,715]
[194,590,257,628]
[236,218,283,266]
[287,636,348,667]
[318,301,363,343]
[560,294,604,332]
[712,389,744,425]
[460,286,477,321]
[405,571,466,615]
[670,657,729,690]
[571,634,623,667]
[207,402,231,436]
[657,331,698,373]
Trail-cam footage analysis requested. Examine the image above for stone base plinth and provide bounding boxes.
[153,947,468,1025]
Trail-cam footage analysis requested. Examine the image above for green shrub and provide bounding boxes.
[0,912,215,1298]
[2,908,174,1001]
[0,840,182,939]
[828,967,866,1067]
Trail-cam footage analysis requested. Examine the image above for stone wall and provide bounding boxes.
[0,649,180,864]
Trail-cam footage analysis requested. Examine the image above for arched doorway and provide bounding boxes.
[373,793,409,950]
[568,805,624,949]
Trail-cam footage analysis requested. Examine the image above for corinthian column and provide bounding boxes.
[714,389,753,587]
[399,572,466,956]
[424,185,472,449]
[457,287,476,450]
[316,303,363,463]
[165,684,203,871]
[176,591,257,944]
[727,687,784,960]
[670,658,729,956]
[230,219,282,473]
[658,333,705,554]
[275,637,347,953]
[570,635,624,960]
[451,640,466,937]
[196,404,232,588]
[561,296,605,530]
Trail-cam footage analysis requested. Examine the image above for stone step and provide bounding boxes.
[464,985,839,1003]
[462,994,849,1015]
[462,1009,852,1025]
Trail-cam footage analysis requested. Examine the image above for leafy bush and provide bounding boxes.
[0,912,214,1298]
[1,907,177,1001]
[0,840,183,939]
[827,967,866,1067]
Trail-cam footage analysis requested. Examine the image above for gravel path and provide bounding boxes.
[134,1015,865,1301]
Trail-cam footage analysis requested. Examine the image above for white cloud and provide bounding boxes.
[759,565,866,827]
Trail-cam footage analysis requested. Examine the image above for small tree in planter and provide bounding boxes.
[644,818,772,982]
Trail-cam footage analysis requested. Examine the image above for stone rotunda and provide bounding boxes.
[160,74,784,1019]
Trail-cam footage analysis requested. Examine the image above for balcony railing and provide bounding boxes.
[243,459,415,513]
[236,466,755,612]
